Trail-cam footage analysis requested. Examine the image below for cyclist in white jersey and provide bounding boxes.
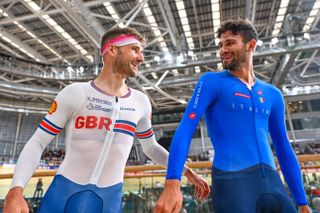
[4,27,210,213]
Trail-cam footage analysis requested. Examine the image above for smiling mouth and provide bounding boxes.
[222,54,233,61]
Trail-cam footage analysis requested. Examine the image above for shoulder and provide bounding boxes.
[258,80,282,96]
[61,82,87,93]
[197,71,225,93]
[58,82,89,101]
[130,88,150,104]
[200,70,225,81]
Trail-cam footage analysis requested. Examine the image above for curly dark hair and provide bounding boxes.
[100,27,145,50]
[217,19,258,43]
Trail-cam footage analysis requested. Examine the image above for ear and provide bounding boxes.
[106,45,117,57]
[246,39,257,52]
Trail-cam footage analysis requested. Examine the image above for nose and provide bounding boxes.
[137,52,144,63]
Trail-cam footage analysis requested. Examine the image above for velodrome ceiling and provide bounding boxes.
[0,0,319,113]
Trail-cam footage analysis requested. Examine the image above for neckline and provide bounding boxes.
[90,81,131,98]
[226,70,258,90]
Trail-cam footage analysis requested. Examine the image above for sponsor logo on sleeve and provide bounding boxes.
[193,81,203,109]
[189,112,196,120]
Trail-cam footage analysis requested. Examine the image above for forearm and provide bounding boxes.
[278,151,307,205]
[11,132,50,188]
[141,137,190,175]
[166,125,194,180]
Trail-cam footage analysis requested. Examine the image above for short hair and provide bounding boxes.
[100,27,145,50]
[217,19,258,43]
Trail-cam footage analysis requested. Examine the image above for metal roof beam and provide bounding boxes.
[53,0,100,47]
[92,13,167,31]
[156,0,177,47]
[72,0,105,37]
[0,42,24,58]
[0,9,64,26]
[191,0,202,48]
[270,53,298,87]
[0,30,48,62]
[124,0,146,28]
[245,0,257,23]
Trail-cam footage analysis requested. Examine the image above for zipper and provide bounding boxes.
[89,96,120,183]
[249,87,266,178]
[229,72,266,177]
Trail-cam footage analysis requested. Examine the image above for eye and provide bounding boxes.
[132,47,139,53]
[226,41,234,46]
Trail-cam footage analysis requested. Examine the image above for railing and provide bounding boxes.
[1,154,320,180]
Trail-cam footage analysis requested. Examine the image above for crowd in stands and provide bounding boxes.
[38,149,65,169]
[1,141,320,168]
[291,142,320,155]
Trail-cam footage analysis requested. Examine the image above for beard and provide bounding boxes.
[222,48,247,71]
[114,51,137,77]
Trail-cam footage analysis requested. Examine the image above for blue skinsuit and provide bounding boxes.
[166,70,307,212]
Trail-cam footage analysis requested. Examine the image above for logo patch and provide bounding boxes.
[234,92,250,99]
[189,112,196,120]
[257,90,262,95]
[48,100,57,115]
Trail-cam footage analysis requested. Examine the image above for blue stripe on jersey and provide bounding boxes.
[113,129,135,137]
[137,132,154,139]
[115,120,137,127]
[136,127,152,134]
[44,118,63,130]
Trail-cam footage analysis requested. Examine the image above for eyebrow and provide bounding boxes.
[218,38,237,46]
[131,44,143,50]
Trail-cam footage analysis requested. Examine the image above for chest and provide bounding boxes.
[73,95,141,134]
[213,84,272,118]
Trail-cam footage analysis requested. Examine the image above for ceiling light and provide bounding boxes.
[164,53,172,61]
[154,55,160,62]
[176,54,184,63]
[271,37,279,44]
[151,72,158,79]
[303,33,310,40]
[172,69,179,76]
[141,0,168,52]
[188,51,194,56]
[257,40,263,46]
[194,66,201,73]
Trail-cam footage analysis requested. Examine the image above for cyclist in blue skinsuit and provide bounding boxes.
[155,20,311,213]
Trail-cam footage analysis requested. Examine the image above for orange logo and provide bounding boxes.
[48,100,57,115]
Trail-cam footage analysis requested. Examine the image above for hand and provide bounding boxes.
[154,180,182,213]
[3,187,29,213]
[184,168,210,202]
[298,205,311,213]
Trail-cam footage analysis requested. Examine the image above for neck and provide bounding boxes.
[94,64,128,97]
[229,57,255,85]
